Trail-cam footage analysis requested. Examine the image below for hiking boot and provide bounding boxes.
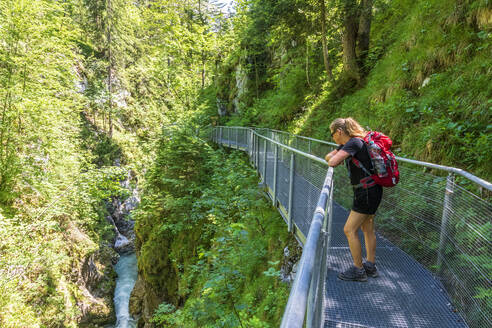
[338,266,367,282]
[363,261,379,278]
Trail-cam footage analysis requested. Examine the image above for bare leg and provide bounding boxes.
[361,215,376,263]
[343,210,371,268]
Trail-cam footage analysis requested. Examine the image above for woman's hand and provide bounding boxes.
[325,150,338,163]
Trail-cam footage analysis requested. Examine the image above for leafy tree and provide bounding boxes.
[0,0,84,208]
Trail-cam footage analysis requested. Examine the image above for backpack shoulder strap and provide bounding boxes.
[350,137,374,176]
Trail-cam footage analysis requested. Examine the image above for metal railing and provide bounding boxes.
[205,125,492,328]
[280,167,334,328]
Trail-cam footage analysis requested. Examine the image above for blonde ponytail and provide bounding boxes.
[330,117,367,138]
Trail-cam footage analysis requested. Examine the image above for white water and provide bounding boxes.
[114,253,138,328]
[114,233,131,250]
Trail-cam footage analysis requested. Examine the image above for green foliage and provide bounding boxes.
[80,115,125,166]
[0,166,125,327]
[0,0,134,324]
[134,127,214,301]
[0,0,86,208]
[214,0,491,180]
[0,0,260,326]
[134,128,291,327]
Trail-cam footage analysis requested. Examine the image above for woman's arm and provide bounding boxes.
[327,149,350,167]
[324,149,338,163]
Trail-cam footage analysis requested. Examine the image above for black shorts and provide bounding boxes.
[352,184,383,215]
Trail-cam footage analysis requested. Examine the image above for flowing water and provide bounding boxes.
[109,170,140,327]
[114,253,138,328]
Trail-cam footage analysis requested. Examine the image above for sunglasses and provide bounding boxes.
[331,129,338,137]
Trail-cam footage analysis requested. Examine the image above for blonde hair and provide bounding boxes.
[330,117,367,138]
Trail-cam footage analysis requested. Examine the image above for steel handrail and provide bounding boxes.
[214,126,329,166]
[252,132,328,166]
[216,126,492,192]
[255,127,336,146]
[279,167,334,328]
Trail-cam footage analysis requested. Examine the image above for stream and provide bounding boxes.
[114,253,138,328]
[108,171,140,327]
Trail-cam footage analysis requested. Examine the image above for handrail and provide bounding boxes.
[280,167,334,328]
[394,157,492,190]
[252,132,328,166]
[255,127,337,147]
[216,126,492,192]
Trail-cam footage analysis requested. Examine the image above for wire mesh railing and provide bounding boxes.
[372,169,491,328]
[205,125,491,328]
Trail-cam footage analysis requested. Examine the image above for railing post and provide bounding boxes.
[281,168,333,328]
[249,130,252,160]
[262,139,267,181]
[273,144,278,206]
[324,177,334,233]
[306,239,321,328]
[252,131,256,165]
[288,153,295,232]
[246,129,253,165]
[437,173,454,276]
[255,134,259,169]
[236,128,239,149]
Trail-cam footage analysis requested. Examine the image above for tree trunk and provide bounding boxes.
[167,57,171,82]
[306,39,311,88]
[320,0,334,81]
[342,0,360,82]
[199,0,205,88]
[253,55,259,99]
[202,51,205,88]
[357,0,373,71]
[0,91,11,163]
[107,0,113,137]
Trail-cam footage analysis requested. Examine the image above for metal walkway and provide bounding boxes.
[324,203,465,328]
[206,126,491,328]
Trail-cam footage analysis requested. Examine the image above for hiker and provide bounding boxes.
[324,117,381,282]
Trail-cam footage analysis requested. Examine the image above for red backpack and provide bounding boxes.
[352,131,400,187]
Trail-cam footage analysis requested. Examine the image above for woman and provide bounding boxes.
[325,117,382,282]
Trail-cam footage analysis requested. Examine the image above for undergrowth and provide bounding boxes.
[134,127,293,327]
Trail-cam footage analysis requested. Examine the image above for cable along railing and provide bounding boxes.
[205,125,491,328]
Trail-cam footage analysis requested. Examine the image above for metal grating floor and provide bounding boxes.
[324,203,468,328]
